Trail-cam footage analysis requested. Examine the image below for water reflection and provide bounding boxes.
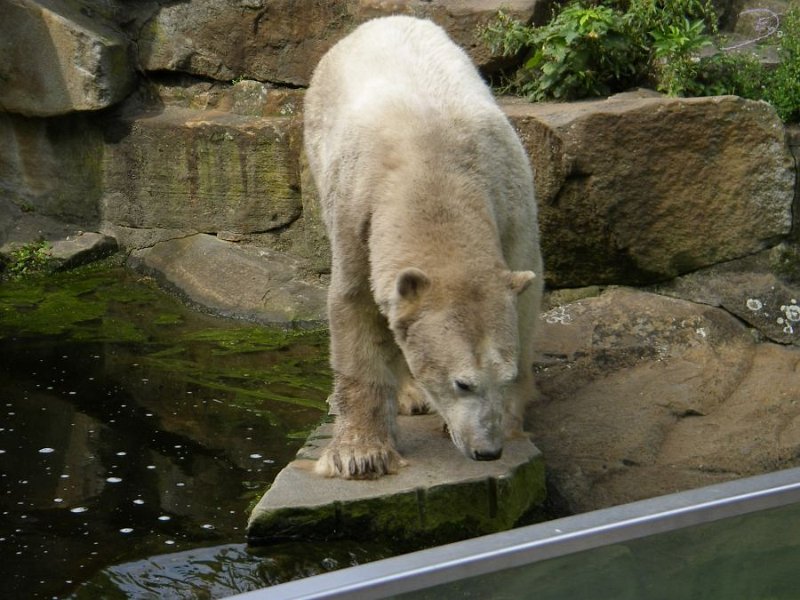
[71,541,393,598]
[0,268,331,599]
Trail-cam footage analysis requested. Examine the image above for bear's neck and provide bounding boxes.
[369,164,507,306]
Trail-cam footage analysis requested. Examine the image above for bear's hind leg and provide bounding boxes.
[396,358,431,416]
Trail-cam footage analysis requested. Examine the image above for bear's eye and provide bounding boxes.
[454,380,474,394]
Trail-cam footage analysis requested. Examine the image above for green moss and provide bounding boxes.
[0,266,158,341]
[154,313,184,326]
[249,455,547,548]
[0,264,332,414]
[248,504,341,543]
[183,326,328,355]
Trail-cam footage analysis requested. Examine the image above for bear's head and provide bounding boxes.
[388,266,534,461]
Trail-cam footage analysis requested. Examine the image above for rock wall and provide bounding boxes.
[137,0,550,87]
[0,0,136,117]
[2,0,797,320]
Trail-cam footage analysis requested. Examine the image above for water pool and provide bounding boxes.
[0,264,390,598]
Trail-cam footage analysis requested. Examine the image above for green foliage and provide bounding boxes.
[649,18,714,95]
[5,240,53,280]
[481,1,800,123]
[691,6,800,121]
[686,51,765,97]
[626,0,718,34]
[484,5,641,100]
[760,6,800,122]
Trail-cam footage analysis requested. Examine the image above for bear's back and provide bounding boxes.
[308,17,497,131]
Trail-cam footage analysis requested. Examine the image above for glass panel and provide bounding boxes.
[396,501,800,600]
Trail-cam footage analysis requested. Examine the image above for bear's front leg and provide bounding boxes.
[316,376,405,479]
[315,288,404,479]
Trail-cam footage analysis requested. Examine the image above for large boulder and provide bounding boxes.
[128,234,327,325]
[0,0,135,117]
[531,287,800,513]
[138,0,546,87]
[505,92,796,287]
[102,107,303,249]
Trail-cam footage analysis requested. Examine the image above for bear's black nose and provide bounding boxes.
[473,448,503,461]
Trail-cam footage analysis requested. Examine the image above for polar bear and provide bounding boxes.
[304,16,543,479]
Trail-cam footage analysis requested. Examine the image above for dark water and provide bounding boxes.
[0,265,391,599]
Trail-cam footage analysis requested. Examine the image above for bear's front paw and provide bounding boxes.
[315,441,405,479]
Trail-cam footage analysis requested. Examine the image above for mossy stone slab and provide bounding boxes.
[247,414,545,546]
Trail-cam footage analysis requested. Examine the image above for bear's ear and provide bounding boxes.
[506,270,536,295]
[396,267,430,302]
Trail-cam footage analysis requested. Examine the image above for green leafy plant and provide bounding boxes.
[649,17,714,95]
[761,6,800,122]
[626,0,718,35]
[481,1,800,123]
[483,1,718,101]
[5,240,53,280]
[484,5,641,101]
[691,6,800,121]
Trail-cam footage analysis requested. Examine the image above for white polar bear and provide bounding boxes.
[304,16,543,479]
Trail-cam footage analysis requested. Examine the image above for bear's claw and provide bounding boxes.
[315,442,406,479]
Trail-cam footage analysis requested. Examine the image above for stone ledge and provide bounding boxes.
[128,233,327,326]
[50,232,118,270]
[247,414,545,546]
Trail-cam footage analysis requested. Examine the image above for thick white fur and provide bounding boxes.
[305,16,543,479]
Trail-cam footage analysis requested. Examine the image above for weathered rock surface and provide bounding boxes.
[0,210,117,271]
[4,62,796,300]
[128,234,326,325]
[0,210,99,257]
[151,78,305,119]
[787,125,800,240]
[0,0,135,117]
[654,245,800,345]
[530,287,800,513]
[102,107,302,249]
[730,0,790,38]
[247,414,545,545]
[49,232,118,270]
[0,111,104,225]
[505,92,795,287]
[138,0,546,87]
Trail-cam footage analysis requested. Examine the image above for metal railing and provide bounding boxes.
[227,466,800,600]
